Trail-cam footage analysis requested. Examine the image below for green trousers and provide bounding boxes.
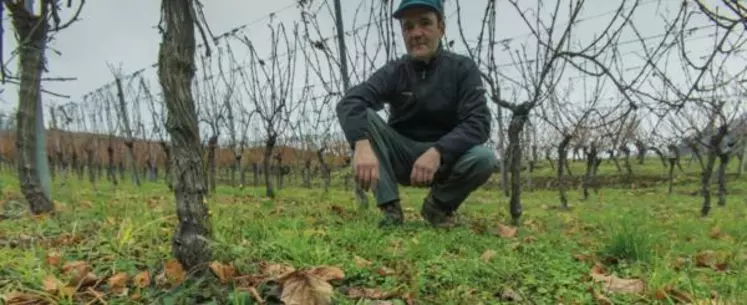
[362,109,498,213]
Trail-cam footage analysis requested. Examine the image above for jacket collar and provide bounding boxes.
[407,41,444,71]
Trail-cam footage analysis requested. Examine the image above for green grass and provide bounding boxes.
[1,160,746,304]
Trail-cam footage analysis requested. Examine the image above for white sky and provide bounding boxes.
[1,0,745,150]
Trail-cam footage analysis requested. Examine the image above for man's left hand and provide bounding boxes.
[411,147,441,186]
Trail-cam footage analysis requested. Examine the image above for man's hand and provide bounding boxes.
[353,139,379,191]
[411,147,441,186]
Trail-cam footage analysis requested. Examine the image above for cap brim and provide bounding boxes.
[392,2,440,18]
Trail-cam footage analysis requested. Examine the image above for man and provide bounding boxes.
[335,0,497,228]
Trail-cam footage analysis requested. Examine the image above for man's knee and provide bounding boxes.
[363,109,391,141]
[454,146,498,178]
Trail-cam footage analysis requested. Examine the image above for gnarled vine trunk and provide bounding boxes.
[158,0,212,271]
[557,135,572,210]
[7,2,54,214]
[506,105,530,225]
[700,125,728,217]
[317,146,331,193]
[263,135,276,198]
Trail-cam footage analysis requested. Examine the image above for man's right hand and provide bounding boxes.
[353,139,379,191]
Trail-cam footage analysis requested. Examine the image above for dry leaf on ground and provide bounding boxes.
[59,286,77,298]
[654,286,694,303]
[272,266,345,305]
[261,262,297,279]
[156,259,186,287]
[306,266,344,282]
[209,261,236,284]
[361,301,395,305]
[346,287,398,300]
[2,292,49,305]
[61,261,98,288]
[132,271,151,288]
[108,272,129,295]
[277,271,335,305]
[672,257,688,271]
[42,275,60,293]
[494,224,518,238]
[693,250,728,271]
[695,250,717,268]
[480,250,496,263]
[589,263,645,294]
[45,251,62,267]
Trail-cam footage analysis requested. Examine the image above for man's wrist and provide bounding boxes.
[354,138,371,150]
[430,144,445,164]
[429,146,441,157]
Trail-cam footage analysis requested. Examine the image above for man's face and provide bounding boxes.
[399,7,444,61]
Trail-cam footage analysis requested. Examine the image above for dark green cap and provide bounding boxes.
[392,0,444,19]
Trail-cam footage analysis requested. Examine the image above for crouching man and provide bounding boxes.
[335,0,497,228]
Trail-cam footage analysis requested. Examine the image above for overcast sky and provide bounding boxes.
[1,0,744,146]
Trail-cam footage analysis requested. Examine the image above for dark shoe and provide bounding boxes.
[378,200,404,228]
[420,196,459,229]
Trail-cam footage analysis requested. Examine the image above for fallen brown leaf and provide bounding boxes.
[480,250,496,263]
[589,263,645,294]
[713,262,728,272]
[2,291,49,305]
[306,266,345,282]
[361,301,394,305]
[346,287,397,299]
[672,257,688,271]
[132,271,151,288]
[654,286,694,303]
[330,205,345,216]
[59,286,77,298]
[209,261,236,284]
[695,250,717,268]
[261,262,296,279]
[61,261,98,288]
[277,271,334,305]
[156,259,186,287]
[108,272,129,295]
[130,292,142,301]
[62,261,90,277]
[42,275,59,294]
[495,223,518,238]
[45,251,62,267]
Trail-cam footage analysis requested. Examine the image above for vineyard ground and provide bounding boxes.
[0,167,745,304]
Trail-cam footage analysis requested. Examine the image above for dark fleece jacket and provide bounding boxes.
[335,44,492,167]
